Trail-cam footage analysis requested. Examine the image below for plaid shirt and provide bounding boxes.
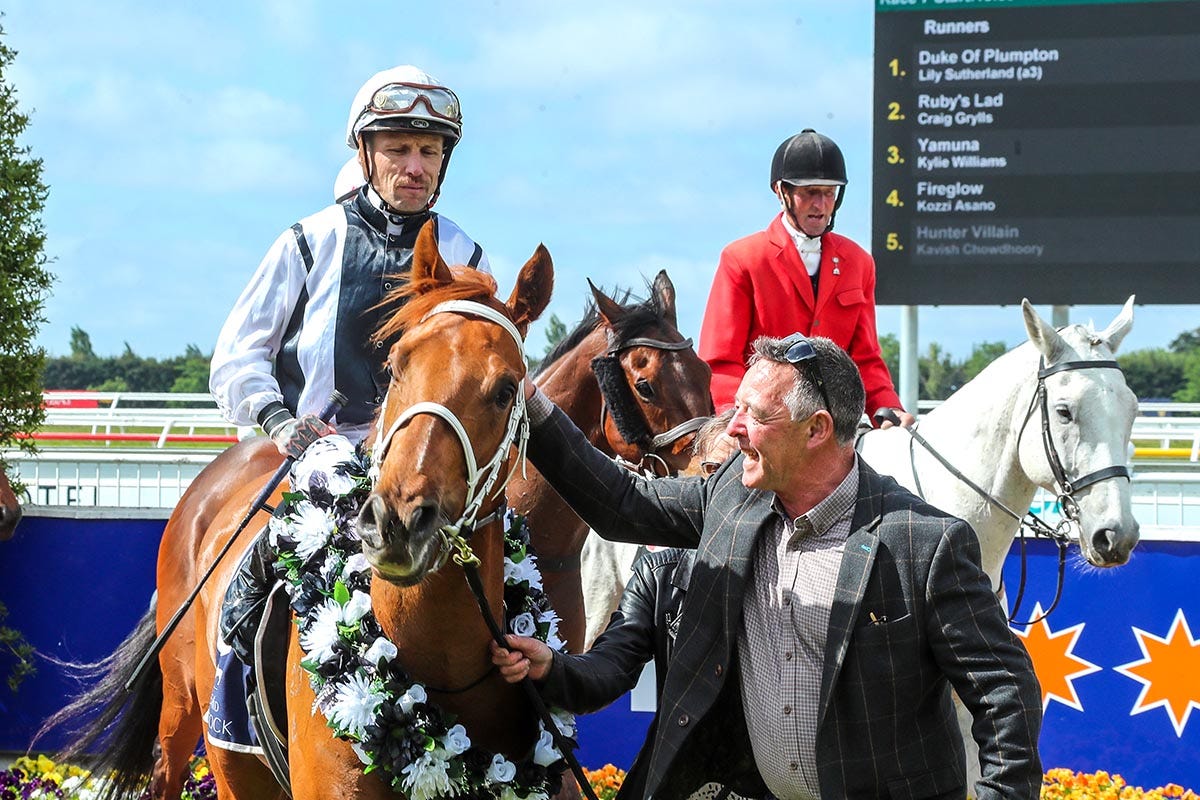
[739,461,858,800]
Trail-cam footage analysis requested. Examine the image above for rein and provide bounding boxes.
[372,298,599,800]
[895,356,1130,625]
[590,333,709,475]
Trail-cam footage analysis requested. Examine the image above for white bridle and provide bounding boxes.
[369,299,530,533]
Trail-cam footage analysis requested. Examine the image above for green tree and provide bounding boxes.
[0,23,52,463]
[69,325,95,359]
[919,342,964,401]
[1118,349,1186,401]
[1173,352,1200,403]
[1170,328,1200,354]
[879,333,900,383]
[0,22,49,692]
[171,344,212,394]
[960,341,1009,383]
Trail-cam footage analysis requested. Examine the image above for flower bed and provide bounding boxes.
[580,765,1199,800]
[0,754,215,800]
[7,757,1198,799]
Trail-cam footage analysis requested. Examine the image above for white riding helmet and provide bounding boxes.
[334,157,364,203]
[345,65,463,149]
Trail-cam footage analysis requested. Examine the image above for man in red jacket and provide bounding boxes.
[699,129,914,426]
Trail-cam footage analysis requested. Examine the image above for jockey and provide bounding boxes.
[698,129,915,427]
[211,65,490,664]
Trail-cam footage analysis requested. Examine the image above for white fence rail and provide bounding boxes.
[8,394,1200,535]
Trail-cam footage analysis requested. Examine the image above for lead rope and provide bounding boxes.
[442,522,601,800]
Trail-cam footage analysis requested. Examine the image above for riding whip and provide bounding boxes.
[125,391,347,692]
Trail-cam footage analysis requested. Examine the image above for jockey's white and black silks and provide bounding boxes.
[210,186,488,442]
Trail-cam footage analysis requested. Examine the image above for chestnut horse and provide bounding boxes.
[0,466,22,541]
[507,272,713,651]
[48,224,554,800]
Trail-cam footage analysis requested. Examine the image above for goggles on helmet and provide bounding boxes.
[367,82,461,123]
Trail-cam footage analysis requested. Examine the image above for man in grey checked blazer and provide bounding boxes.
[503,334,1042,800]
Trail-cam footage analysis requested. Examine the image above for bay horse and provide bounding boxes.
[47,223,555,800]
[0,466,22,541]
[506,271,713,651]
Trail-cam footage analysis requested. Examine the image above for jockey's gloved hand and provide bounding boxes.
[259,402,337,459]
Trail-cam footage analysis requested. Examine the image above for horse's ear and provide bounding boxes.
[410,220,454,286]
[1099,295,1136,353]
[507,244,555,335]
[1022,299,1067,362]
[651,270,678,328]
[589,279,626,327]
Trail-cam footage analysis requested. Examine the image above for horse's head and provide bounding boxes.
[357,224,553,584]
[586,271,714,474]
[1018,296,1140,567]
[0,466,22,542]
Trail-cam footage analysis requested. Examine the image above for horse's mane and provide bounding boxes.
[371,266,502,345]
[537,285,667,376]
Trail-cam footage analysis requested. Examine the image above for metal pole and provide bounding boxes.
[1052,304,1069,328]
[900,305,920,419]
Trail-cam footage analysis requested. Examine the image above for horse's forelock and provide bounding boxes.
[372,268,501,346]
[537,285,666,374]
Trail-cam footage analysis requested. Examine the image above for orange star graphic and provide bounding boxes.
[1115,609,1200,737]
[1011,602,1101,711]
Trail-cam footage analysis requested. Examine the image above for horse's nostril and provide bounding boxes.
[1091,528,1118,560]
[357,495,390,546]
[409,502,439,535]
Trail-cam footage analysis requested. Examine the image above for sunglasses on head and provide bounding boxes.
[781,333,831,412]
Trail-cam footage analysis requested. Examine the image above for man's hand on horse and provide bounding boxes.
[876,407,917,429]
[271,413,338,459]
[490,636,553,683]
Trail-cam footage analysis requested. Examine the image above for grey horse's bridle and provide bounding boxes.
[894,356,1131,624]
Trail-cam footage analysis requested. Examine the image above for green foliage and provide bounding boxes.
[0,24,53,465]
[0,600,35,692]
[1169,327,1200,354]
[43,332,213,397]
[960,341,1009,382]
[1118,349,1187,402]
[1174,353,1200,403]
[879,333,899,382]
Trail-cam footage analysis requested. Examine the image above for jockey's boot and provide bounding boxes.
[218,532,275,664]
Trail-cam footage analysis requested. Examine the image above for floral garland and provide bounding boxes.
[267,436,575,800]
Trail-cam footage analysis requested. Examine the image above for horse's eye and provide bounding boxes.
[494,381,517,408]
[1055,404,1073,423]
[634,379,655,401]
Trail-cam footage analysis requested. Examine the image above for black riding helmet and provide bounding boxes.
[770,129,847,233]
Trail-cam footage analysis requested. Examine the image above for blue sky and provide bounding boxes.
[4,0,1194,365]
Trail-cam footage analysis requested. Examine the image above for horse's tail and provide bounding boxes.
[34,598,163,800]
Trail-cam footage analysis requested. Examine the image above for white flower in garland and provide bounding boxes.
[328,672,385,740]
[503,553,543,591]
[290,501,337,561]
[532,728,562,767]
[486,754,517,784]
[510,612,537,638]
[402,753,455,800]
[364,637,398,666]
[300,599,344,664]
[442,724,471,756]
[399,684,427,714]
[343,590,372,624]
[291,435,360,497]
